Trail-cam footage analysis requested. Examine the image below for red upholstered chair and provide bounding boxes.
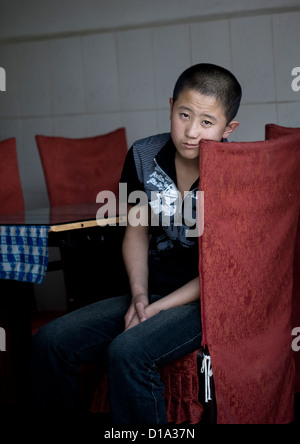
[36,127,128,206]
[0,138,24,214]
[198,128,300,423]
[265,124,300,395]
[35,128,129,310]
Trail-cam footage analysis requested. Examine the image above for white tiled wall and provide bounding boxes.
[273,12,300,102]
[152,25,191,110]
[230,16,276,104]
[1,0,300,40]
[82,33,120,114]
[191,20,232,70]
[1,6,300,211]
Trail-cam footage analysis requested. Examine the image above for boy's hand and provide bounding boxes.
[124,294,148,330]
[125,299,163,330]
[135,301,148,323]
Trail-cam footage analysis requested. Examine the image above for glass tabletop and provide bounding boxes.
[0,201,127,228]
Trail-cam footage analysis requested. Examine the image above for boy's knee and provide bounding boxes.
[31,317,68,354]
[107,331,143,366]
[31,324,56,356]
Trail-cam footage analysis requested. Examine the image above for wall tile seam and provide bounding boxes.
[1,101,300,121]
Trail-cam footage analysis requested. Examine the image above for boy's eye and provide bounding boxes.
[202,120,212,126]
[180,113,189,119]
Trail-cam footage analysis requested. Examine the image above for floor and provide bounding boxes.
[1,394,299,424]
[89,394,300,424]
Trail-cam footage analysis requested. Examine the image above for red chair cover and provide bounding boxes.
[198,130,300,423]
[0,138,24,214]
[265,124,300,393]
[36,128,128,206]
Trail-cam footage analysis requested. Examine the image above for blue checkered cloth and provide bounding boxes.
[0,225,50,284]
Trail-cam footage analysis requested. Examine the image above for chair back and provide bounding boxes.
[36,128,128,207]
[0,138,25,214]
[198,129,300,423]
[265,124,300,394]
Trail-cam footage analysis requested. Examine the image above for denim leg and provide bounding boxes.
[29,293,131,415]
[107,300,202,424]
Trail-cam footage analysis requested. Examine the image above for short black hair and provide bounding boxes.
[172,63,242,124]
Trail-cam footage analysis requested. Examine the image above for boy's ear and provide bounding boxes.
[222,120,239,139]
[169,98,174,119]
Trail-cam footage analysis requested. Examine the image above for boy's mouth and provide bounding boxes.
[183,142,199,149]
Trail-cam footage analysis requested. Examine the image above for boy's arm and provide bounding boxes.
[147,277,200,317]
[122,204,150,329]
[122,205,200,330]
[126,276,200,330]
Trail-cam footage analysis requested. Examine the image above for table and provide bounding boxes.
[0,201,129,412]
[0,201,127,231]
[0,201,128,297]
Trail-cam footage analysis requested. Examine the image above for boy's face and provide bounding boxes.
[169,89,239,161]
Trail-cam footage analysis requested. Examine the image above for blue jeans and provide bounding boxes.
[29,293,202,423]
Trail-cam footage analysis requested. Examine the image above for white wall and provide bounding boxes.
[0,0,300,38]
[0,0,300,309]
[1,0,300,210]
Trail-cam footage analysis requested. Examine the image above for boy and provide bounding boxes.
[29,63,241,422]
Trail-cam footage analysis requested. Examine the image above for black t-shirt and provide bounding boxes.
[120,139,199,296]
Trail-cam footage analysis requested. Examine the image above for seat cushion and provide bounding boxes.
[85,351,204,424]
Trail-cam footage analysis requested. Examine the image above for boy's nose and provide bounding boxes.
[185,121,199,139]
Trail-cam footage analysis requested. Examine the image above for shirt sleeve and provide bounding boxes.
[119,146,144,203]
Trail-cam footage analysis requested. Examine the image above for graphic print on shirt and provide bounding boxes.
[145,162,198,249]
